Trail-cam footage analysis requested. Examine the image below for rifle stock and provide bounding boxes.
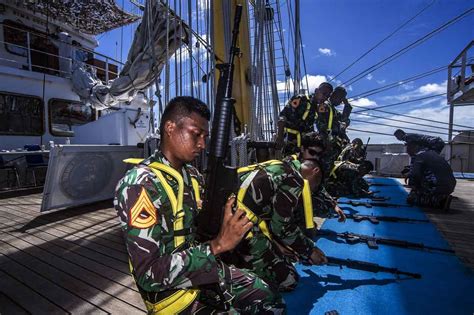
[197,5,243,240]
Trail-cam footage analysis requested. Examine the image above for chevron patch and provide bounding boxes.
[129,187,157,229]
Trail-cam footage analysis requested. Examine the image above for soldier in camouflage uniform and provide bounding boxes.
[326,160,374,198]
[289,132,346,237]
[405,142,456,209]
[316,87,352,175]
[231,158,328,292]
[115,97,284,314]
[338,138,366,164]
[394,129,445,154]
[276,82,333,154]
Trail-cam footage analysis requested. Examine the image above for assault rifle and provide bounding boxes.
[197,5,243,239]
[362,137,370,159]
[326,256,421,279]
[337,200,411,208]
[319,230,454,254]
[333,213,429,224]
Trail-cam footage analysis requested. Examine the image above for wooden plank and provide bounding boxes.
[0,270,66,314]
[0,254,103,314]
[0,221,137,290]
[0,239,144,314]
[0,291,29,315]
[0,212,128,262]
[0,214,130,274]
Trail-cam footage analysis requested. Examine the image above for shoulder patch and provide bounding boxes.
[129,186,158,229]
[318,104,327,112]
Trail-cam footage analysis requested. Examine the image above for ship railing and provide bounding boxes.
[447,40,474,106]
[0,22,124,83]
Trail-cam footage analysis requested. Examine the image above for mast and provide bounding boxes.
[213,0,253,135]
[293,0,301,94]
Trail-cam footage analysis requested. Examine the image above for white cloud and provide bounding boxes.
[366,73,373,80]
[318,48,335,57]
[276,74,328,94]
[377,79,386,85]
[350,97,377,107]
[382,80,447,105]
[418,82,446,95]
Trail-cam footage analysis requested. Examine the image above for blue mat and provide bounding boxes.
[284,177,474,314]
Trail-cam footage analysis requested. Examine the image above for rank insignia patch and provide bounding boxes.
[129,187,157,228]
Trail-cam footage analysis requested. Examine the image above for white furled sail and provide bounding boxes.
[72,1,188,109]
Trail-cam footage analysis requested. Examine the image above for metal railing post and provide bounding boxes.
[105,57,109,82]
[26,31,32,71]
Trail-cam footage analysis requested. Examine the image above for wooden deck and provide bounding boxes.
[0,179,473,313]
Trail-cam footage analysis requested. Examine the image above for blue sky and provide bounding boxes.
[97,0,474,144]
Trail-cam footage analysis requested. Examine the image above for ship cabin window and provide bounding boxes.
[49,99,96,137]
[0,92,44,136]
[3,20,59,75]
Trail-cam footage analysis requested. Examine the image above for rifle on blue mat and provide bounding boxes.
[318,230,454,254]
[326,256,421,279]
[332,213,429,224]
[337,200,411,208]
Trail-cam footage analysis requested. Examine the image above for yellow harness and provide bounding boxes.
[237,158,314,235]
[284,100,311,147]
[124,158,199,314]
[329,161,344,179]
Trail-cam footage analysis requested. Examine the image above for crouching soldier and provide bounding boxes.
[229,156,328,292]
[326,160,374,198]
[405,142,456,209]
[115,97,285,314]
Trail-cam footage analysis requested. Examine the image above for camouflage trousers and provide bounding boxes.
[169,262,285,314]
[229,234,300,293]
[407,190,451,209]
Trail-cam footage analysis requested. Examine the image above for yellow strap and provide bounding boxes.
[329,161,344,179]
[284,128,301,147]
[124,158,186,248]
[302,179,314,229]
[302,102,311,121]
[328,105,334,131]
[237,170,272,240]
[190,178,201,209]
[144,289,199,314]
[237,159,283,174]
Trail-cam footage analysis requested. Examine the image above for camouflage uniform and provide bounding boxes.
[338,144,365,164]
[231,158,315,292]
[406,150,456,208]
[325,161,370,198]
[114,151,285,314]
[279,94,317,154]
[316,100,350,176]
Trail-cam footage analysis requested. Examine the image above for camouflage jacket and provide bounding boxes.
[114,151,220,294]
[338,144,365,164]
[326,161,369,197]
[238,158,314,259]
[279,94,316,133]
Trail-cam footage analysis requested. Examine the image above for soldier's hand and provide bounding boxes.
[308,247,327,265]
[210,196,253,255]
[334,205,346,222]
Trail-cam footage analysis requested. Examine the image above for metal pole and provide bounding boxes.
[293,0,300,94]
[26,31,32,71]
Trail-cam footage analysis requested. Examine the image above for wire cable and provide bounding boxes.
[353,93,446,113]
[330,0,436,83]
[350,118,448,135]
[341,7,473,86]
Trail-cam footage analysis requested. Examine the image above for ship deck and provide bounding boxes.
[0,178,473,314]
